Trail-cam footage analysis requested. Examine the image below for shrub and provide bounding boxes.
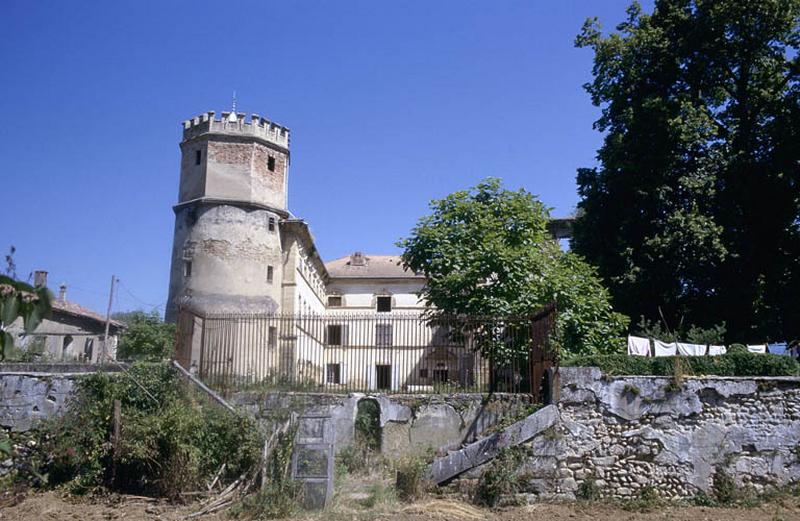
[564,352,799,377]
[473,448,526,507]
[622,485,660,511]
[395,455,428,501]
[727,343,748,354]
[34,362,262,497]
[577,475,601,501]
[712,467,737,504]
[231,480,302,520]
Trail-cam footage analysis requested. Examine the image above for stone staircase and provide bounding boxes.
[426,404,559,484]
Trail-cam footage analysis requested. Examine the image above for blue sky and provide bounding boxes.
[1,0,648,316]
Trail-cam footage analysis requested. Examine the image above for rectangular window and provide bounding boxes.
[267,266,274,283]
[268,156,276,172]
[326,325,342,346]
[195,149,202,165]
[327,295,342,307]
[184,261,192,278]
[376,365,391,390]
[326,363,341,384]
[268,326,277,349]
[433,368,449,383]
[376,296,392,312]
[268,217,276,232]
[375,324,393,347]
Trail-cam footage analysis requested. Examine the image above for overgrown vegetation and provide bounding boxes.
[0,245,52,360]
[231,423,300,520]
[394,455,429,501]
[473,447,528,507]
[114,310,176,361]
[336,399,382,477]
[20,363,262,498]
[564,352,800,377]
[621,485,660,512]
[577,475,601,501]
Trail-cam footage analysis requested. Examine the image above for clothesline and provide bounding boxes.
[627,336,791,357]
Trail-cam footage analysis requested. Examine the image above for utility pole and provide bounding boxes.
[102,275,117,362]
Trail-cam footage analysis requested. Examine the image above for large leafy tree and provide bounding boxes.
[398,178,628,359]
[114,310,176,361]
[0,247,52,360]
[573,0,800,341]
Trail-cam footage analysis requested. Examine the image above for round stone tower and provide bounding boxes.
[165,110,290,322]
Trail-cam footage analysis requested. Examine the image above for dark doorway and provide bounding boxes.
[376,364,391,390]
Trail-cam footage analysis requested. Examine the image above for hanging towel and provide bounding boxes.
[767,342,788,355]
[653,339,677,357]
[747,344,767,354]
[708,345,727,356]
[677,342,707,356]
[627,336,651,357]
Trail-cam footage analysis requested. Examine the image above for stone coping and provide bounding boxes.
[0,363,124,375]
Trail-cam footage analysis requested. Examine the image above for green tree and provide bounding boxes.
[0,246,53,359]
[398,178,628,359]
[114,310,176,361]
[573,0,800,342]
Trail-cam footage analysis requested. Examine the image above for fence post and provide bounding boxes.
[111,399,121,485]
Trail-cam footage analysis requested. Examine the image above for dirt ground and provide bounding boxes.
[2,491,800,521]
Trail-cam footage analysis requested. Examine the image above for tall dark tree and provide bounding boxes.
[573,0,800,342]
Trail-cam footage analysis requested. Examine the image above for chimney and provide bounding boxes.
[350,252,367,266]
[33,270,48,288]
[58,283,67,302]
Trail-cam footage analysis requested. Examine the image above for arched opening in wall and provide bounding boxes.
[340,398,382,476]
[62,335,74,360]
[355,398,381,453]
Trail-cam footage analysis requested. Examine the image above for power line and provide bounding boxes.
[116,279,165,310]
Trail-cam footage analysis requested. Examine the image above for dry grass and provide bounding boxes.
[400,499,487,520]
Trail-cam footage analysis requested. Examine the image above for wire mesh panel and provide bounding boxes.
[175,305,557,396]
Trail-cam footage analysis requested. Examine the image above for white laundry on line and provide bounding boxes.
[747,344,767,354]
[676,342,707,356]
[653,339,677,357]
[627,336,651,356]
[708,345,727,356]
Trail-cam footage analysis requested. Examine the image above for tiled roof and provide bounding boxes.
[51,299,125,330]
[325,254,424,280]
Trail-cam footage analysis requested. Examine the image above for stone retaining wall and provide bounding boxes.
[0,365,123,432]
[230,391,535,457]
[452,367,800,501]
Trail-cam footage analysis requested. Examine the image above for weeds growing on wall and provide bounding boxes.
[473,447,528,507]
[621,486,660,512]
[23,363,263,497]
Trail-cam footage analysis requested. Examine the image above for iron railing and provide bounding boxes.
[176,304,557,395]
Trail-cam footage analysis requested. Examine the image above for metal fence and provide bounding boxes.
[175,304,557,396]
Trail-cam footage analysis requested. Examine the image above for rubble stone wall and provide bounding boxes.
[455,367,800,501]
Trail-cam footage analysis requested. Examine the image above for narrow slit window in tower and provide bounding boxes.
[268,217,276,232]
[268,156,276,172]
[184,261,192,278]
[267,265,274,283]
[195,149,202,165]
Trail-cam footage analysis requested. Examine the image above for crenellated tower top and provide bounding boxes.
[182,111,290,150]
